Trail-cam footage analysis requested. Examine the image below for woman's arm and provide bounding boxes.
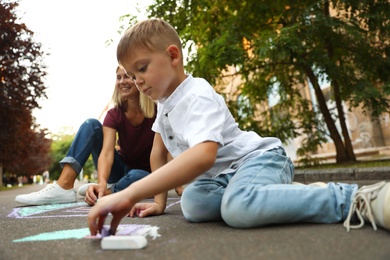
[85,126,116,205]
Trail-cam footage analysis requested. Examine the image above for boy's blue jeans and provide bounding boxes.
[59,118,149,193]
[181,147,358,228]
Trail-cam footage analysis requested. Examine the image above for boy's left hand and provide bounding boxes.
[130,202,165,218]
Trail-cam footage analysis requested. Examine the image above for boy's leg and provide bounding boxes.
[181,174,232,222]
[221,148,358,228]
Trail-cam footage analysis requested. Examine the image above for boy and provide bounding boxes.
[88,19,390,235]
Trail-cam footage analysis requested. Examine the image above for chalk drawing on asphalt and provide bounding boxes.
[8,198,180,219]
[8,202,89,219]
[13,224,161,242]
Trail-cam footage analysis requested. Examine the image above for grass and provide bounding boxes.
[0,185,23,191]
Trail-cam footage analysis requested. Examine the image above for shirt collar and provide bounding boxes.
[158,74,192,112]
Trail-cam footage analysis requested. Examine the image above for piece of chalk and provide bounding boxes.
[100,226,111,238]
[101,235,148,250]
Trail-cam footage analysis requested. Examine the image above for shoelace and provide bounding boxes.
[34,184,55,194]
[343,181,386,232]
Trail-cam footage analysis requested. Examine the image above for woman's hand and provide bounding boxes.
[129,202,165,218]
[85,183,106,206]
[88,190,134,236]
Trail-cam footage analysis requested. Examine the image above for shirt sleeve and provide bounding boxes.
[171,93,226,148]
[103,108,119,130]
[151,102,164,134]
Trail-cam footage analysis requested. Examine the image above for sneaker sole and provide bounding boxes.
[15,197,77,205]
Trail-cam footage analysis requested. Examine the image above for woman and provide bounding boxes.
[16,66,162,206]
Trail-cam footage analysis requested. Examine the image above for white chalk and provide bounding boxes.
[101,235,148,250]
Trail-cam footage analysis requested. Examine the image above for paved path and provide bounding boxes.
[1,171,390,260]
[294,166,390,184]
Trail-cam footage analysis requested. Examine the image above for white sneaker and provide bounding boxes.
[77,183,98,197]
[343,181,390,231]
[15,183,77,205]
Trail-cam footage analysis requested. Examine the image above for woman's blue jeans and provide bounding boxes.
[181,148,358,228]
[59,118,149,193]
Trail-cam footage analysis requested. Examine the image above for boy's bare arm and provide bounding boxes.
[129,134,169,217]
[151,134,169,211]
[128,140,218,202]
[88,138,218,234]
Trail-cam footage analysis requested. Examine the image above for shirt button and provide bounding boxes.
[168,136,174,140]
[165,113,168,117]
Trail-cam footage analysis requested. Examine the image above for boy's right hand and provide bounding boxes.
[129,202,165,218]
[88,190,135,236]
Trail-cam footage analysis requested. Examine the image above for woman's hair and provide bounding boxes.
[117,18,183,66]
[111,66,155,118]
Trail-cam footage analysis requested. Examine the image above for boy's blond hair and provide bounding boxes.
[117,19,183,66]
[111,66,155,118]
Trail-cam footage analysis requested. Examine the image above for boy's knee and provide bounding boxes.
[181,187,207,222]
[221,193,248,228]
[221,189,264,228]
[221,204,252,228]
[181,185,222,223]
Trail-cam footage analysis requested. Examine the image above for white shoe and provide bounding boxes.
[343,181,390,231]
[77,183,98,196]
[15,183,77,205]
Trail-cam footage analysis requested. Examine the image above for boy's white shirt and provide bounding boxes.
[152,75,283,178]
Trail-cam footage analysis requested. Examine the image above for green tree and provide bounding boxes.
[49,133,95,181]
[146,0,390,163]
[0,0,51,184]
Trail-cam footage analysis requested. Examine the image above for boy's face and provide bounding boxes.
[121,47,178,101]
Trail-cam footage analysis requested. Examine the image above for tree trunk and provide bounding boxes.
[333,81,356,161]
[304,66,351,163]
[313,0,356,163]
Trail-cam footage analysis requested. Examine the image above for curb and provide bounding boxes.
[294,167,390,183]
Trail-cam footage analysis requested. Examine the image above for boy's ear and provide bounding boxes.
[167,45,181,64]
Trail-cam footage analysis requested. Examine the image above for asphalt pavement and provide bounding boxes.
[1,167,390,260]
